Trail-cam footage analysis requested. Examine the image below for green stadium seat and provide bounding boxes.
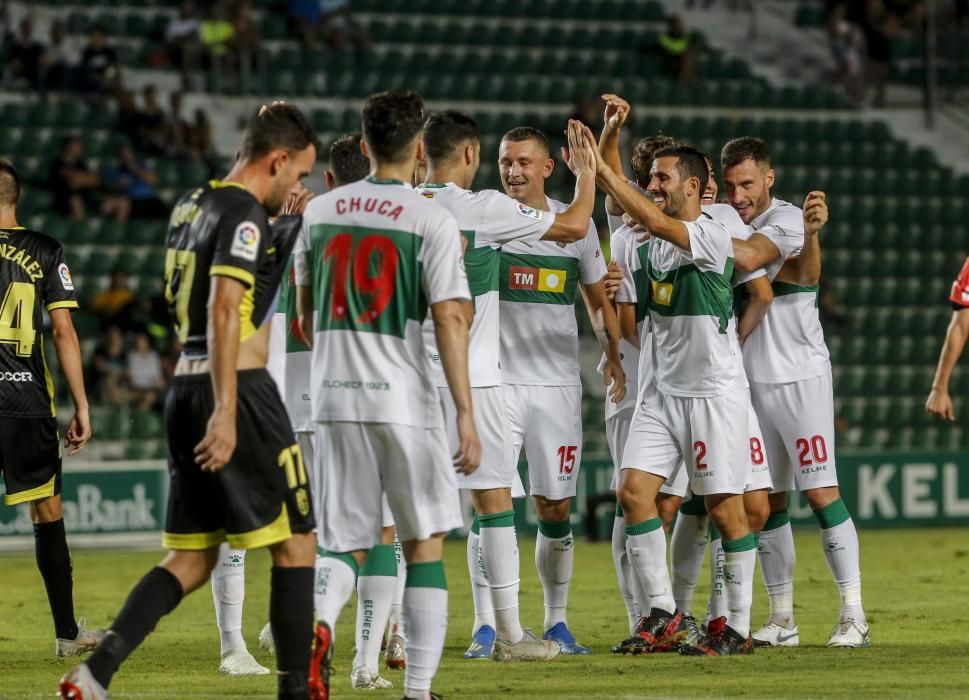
[131,411,163,440]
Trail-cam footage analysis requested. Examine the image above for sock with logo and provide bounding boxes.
[479,510,523,643]
[387,535,407,640]
[624,518,676,615]
[466,515,495,635]
[670,510,709,616]
[815,499,865,623]
[758,508,796,628]
[315,551,358,635]
[210,544,247,656]
[611,505,640,633]
[722,533,757,639]
[707,520,727,621]
[33,519,78,641]
[536,519,574,631]
[403,561,448,700]
[270,566,314,700]
[352,544,397,672]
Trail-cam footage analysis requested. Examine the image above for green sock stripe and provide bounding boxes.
[722,532,757,553]
[470,514,480,535]
[615,502,623,518]
[708,521,722,541]
[679,496,708,516]
[538,519,571,539]
[814,498,851,529]
[360,544,398,577]
[406,560,447,590]
[478,510,515,528]
[762,508,790,532]
[321,550,359,577]
[624,517,663,537]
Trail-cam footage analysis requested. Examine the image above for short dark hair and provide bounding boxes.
[631,135,676,183]
[653,144,710,194]
[720,136,771,171]
[501,127,550,158]
[361,90,425,164]
[328,132,370,186]
[0,159,20,206]
[423,110,479,164]
[238,103,320,162]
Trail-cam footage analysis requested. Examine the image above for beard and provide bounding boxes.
[264,181,289,217]
[663,188,686,218]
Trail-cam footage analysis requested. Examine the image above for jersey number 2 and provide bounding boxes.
[0,282,36,357]
[324,233,398,325]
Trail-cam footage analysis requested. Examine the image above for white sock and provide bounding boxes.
[722,534,757,638]
[611,513,640,633]
[316,551,358,636]
[353,544,397,671]
[670,513,708,616]
[211,544,247,656]
[403,562,448,699]
[388,535,406,639]
[707,525,726,622]
[758,514,796,628]
[624,518,675,615]
[535,521,574,631]
[815,500,865,623]
[479,511,523,643]
[467,520,494,634]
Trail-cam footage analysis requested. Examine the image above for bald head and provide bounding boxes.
[0,160,20,207]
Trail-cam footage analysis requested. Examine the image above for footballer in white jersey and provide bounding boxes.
[724,136,867,649]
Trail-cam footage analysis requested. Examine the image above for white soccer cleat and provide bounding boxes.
[350,666,393,689]
[219,647,271,676]
[752,621,800,648]
[827,619,871,648]
[58,663,107,700]
[56,619,106,658]
[493,629,561,662]
[257,622,275,655]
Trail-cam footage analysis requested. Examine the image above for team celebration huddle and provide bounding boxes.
[38,87,869,700]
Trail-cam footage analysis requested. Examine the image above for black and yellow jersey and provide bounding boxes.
[0,227,78,418]
[164,180,287,358]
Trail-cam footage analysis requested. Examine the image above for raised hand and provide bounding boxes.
[564,120,597,176]
[601,93,631,131]
[803,191,828,235]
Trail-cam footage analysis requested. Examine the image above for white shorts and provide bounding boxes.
[314,422,462,552]
[439,386,515,491]
[606,407,635,491]
[381,494,394,529]
[504,384,583,500]
[750,372,839,493]
[621,388,751,497]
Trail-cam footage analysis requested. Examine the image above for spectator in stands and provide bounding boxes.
[135,84,168,156]
[102,142,169,221]
[48,136,99,220]
[652,15,697,82]
[288,0,320,46]
[8,17,45,90]
[826,4,866,106]
[166,0,200,88]
[200,1,235,75]
[166,91,194,158]
[79,25,120,96]
[320,0,371,50]
[126,332,166,412]
[91,268,135,330]
[44,19,78,92]
[88,325,128,406]
[189,108,219,177]
[231,0,265,82]
[116,88,141,146]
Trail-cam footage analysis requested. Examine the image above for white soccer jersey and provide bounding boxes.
[614,225,655,398]
[271,257,313,431]
[499,196,607,386]
[705,202,765,287]
[742,198,831,384]
[600,224,641,419]
[294,176,471,428]
[415,182,553,388]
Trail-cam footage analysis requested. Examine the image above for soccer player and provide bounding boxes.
[496,125,624,655]
[295,90,479,700]
[0,159,98,656]
[59,104,321,700]
[724,136,867,648]
[926,255,969,420]
[416,111,601,660]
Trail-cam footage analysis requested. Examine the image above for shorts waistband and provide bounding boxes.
[173,368,271,386]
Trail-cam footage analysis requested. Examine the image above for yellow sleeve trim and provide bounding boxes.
[46,300,79,312]
[210,265,255,288]
[4,474,56,506]
[226,504,293,550]
[162,529,227,551]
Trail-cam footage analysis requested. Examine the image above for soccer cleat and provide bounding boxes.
[611,609,684,655]
[677,614,701,647]
[56,619,105,658]
[494,629,561,662]
[219,646,271,676]
[308,622,333,700]
[752,620,800,648]
[543,622,590,655]
[463,624,496,659]
[385,633,406,670]
[402,693,442,700]
[679,623,753,656]
[827,619,871,648]
[258,622,275,654]
[350,666,393,689]
[706,616,726,638]
[58,664,107,700]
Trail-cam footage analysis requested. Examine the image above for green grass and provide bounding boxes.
[2,528,968,698]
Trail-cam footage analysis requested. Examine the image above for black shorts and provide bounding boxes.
[162,369,315,550]
[0,416,61,506]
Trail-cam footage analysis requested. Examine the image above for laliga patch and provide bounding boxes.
[58,263,74,291]
[231,221,260,262]
[516,203,544,221]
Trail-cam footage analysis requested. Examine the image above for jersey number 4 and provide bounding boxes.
[0,282,36,357]
[324,233,398,325]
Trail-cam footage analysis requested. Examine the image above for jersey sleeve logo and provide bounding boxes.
[230,221,261,262]
[517,203,544,221]
[58,263,74,290]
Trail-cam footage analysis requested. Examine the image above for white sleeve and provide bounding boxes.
[422,211,472,304]
[613,231,637,305]
[757,206,804,262]
[478,189,553,246]
[578,219,607,284]
[686,219,731,274]
[293,217,311,286]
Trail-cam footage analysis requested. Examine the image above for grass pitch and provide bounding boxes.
[1,528,968,699]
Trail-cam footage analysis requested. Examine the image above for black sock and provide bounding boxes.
[270,566,314,700]
[34,519,78,640]
[86,566,184,689]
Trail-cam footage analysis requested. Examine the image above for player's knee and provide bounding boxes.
[270,531,316,568]
[28,495,63,524]
[534,496,570,522]
[744,493,771,533]
[768,490,789,513]
[804,485,840,512]
[656,495,681,530]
